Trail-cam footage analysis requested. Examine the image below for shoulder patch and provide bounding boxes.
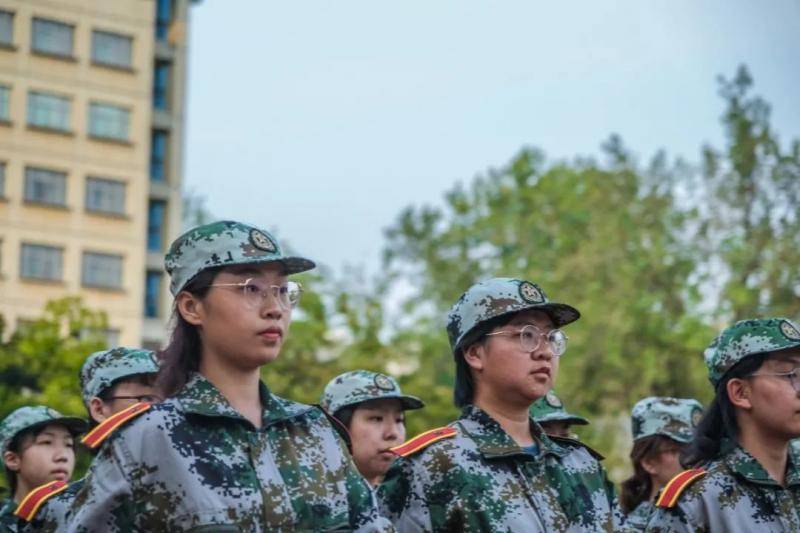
[391,426,456,457]
[656,468,706,508]
[14,480,68,522]
[548,435,605,461]
[81,402,151,449]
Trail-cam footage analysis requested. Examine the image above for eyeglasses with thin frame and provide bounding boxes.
[208,278,302,310]
[748,368,800,393]
[484,324,569,357]
[106,394,163,404]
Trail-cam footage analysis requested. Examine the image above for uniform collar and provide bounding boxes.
[176,373,312,428]
[725,444,800,488]
[458,404,568,460]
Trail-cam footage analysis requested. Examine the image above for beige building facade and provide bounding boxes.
[0,0,193,349]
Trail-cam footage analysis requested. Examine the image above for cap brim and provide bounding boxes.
[398,395,425,411]
[536,302,581,328]
[280,257,316,275]
[31,417,89,437]
[538,413,589,425]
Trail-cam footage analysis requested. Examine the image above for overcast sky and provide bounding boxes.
[184,1,800,275]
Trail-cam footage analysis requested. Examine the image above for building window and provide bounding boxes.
[86,177,125,215]
[150,129,168,181]
[88,102,129,141]
[82,252,123,289]
[0,10,13,46]
[155,0,173,41]
[144,270,162,317]
[20,243,62,281]
[147,200,166,251]
[0,85,10,121]
[153,60,171,110]
[91,30,132,69]
[0,162,5,197]
[31,18,74,58]
[27,91,70,132]
[24,166,66,206]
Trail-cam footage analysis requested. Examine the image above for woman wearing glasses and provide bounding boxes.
[646,318,800,532]
[378,278,620,532]
[67,221,391,532]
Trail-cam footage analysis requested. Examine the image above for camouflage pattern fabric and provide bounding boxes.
[165,220,315,295]
[320,370,424,415]
[446,277,580,354]
[0,498,18,533]
[645,445,800,532]
[0,406,87,454]
[704,317,800,387]
[622,500,653,532]
[530,390,589,425]
[631,397,703,444]
[20,479,84,533]
[66,373,392,532]
[79,348,159,405]
[378,405,620,532]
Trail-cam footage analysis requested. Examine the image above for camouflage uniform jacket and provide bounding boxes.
[622,501,653,532]
[66,373,392,532]
[0,498,17,533]
[378,405,620,532]
[21,478,84,532]
[645,445,800,532]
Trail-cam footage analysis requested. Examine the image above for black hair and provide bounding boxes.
[453,313,516,408]
[681,352,768,468]
[332,406,356,430]
[620,435,681,513]
[156,267,222,398]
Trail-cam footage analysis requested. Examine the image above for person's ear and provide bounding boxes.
[3,450,20,472]
[640,454,660,476]
[726,378,753,410]
[176,291,204,326]
[463,343,486,372]
[88,397,109,423]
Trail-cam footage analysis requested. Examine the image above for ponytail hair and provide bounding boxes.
[156,267,222,397]
[681,352,768,468]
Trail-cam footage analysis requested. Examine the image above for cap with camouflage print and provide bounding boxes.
[631,396,703,443]
[446,277,580,354]
[320,370,425,415]
[165,220,316,295]
[0,406,88,453]
[704,317,800,387]
[79,347,159,406]
[529,390,589,425]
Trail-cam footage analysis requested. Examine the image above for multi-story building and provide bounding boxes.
[0,0,194,350]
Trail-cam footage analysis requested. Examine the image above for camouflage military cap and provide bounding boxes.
[529,390,589,425]
[79,347,159,406]
[704,317,800,387]
[165,220,316,295]
[631,396,703,443]
[320,370,425,415]
[446,277,580,354]
[0,406,88,453]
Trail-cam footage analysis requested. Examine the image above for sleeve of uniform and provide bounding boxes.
[377,458,430,532]
[65,439,137,532]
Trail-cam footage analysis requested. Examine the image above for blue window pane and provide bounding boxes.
[155,0,172,41]
[145,271,162,317]
[150,130,167,181]
[153,61,170,109]
[147,200,166,251]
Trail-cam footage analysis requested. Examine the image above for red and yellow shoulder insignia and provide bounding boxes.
[81,401,151,450]
[390,426,456,458]
[656,468,706,508]
[14,480,68,521]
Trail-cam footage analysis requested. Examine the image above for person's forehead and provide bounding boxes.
[218,263,287,279]
[37,424,72,437]
[508,309,554,327]
[768,349,800,365]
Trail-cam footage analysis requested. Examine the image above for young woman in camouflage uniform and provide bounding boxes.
[646,318,800,532]
[619,396,702,531]
[66,221,391,532]
[320,370,424,486]
[378,277,620,532]
[529,390,589,439]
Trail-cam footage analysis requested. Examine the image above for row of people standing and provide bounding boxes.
[0,218,797,531]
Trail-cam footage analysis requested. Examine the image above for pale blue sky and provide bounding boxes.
[184,1,799,274]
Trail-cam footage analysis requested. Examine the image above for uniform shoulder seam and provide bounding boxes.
[548,435,605,461]
[81,401,152,449]
[391,426,457,458]
[655,468,707,508]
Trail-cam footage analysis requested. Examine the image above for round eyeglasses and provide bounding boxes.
[748,368,800,393]
[484,324,568,356]
[209,278,303,310]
